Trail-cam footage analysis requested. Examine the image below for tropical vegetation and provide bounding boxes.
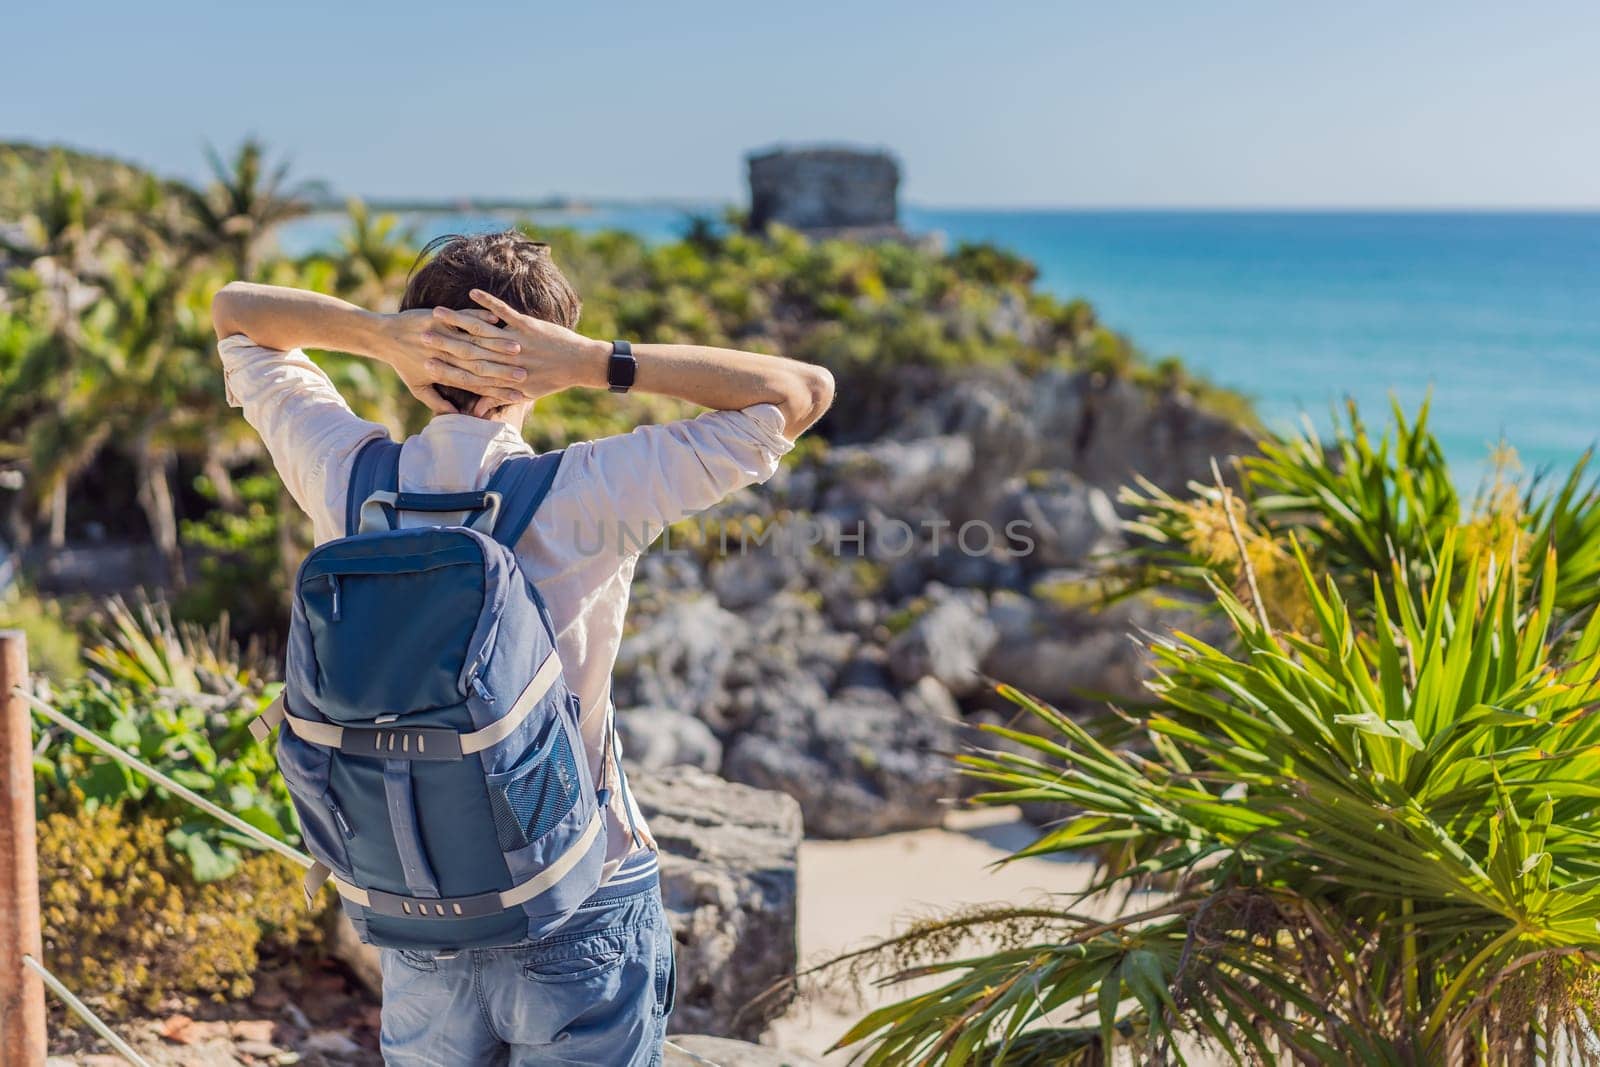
[1,138,1246,1035]
[16,138,1598,1064]
[29,596,319,1015]
[831,405,1600,1065]
[0,138,1239,648]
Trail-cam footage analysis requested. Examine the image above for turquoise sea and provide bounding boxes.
[277,207,1600,488]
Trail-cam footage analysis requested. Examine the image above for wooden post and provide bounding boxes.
[0,631,45,1066]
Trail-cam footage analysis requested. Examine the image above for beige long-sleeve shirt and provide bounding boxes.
[218,334,793,879]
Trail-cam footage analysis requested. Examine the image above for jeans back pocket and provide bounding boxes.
[521,932,628,984]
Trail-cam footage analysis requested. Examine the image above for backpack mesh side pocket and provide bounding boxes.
[489,725,582,851]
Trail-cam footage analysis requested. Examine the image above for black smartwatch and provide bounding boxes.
[606,340,637,394]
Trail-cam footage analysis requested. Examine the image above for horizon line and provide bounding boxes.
[11,138,1598,216]
[906,202,1600,214]
[313,196,1600,216]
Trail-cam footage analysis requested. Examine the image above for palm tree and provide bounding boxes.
[114,259,223,584]
[332,198,418,308]
[35,254,219,584]
[0,154,203,548]
[0,158,110,546]
[2,154,111,268]
[181,138,311,280]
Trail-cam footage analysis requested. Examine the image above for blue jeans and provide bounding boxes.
[379,854,676,1066]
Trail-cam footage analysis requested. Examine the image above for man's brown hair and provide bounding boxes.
[400,230,582,413]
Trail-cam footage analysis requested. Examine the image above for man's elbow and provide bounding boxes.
[211,282,247,341]
[805,365,835,421]
[782,365,835,439]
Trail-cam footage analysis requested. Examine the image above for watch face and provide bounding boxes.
[608,342,637,392]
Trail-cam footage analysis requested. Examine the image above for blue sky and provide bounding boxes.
[5,1,1597,207]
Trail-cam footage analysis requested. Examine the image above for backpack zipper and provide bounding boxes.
[461,531,506,705]
[469,672,495,706]
[328,575,342,622]
[325,793,355,839]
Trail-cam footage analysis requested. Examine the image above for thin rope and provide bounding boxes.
[664,1038,724,1065]
[23,954,153,1067]
[17,687,725,1067]
[14,686,313,869]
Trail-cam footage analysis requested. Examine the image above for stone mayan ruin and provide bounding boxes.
[746,145,904,239]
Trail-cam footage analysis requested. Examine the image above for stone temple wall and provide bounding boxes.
[746,146,900,235]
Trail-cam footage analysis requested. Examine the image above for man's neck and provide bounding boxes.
[437,401,532,429]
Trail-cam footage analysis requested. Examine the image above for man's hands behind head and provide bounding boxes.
[421,290,609,417]
[377,308,528,415]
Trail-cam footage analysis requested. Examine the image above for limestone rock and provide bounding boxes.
[709,550,803,611]
[820,435,975,517]
[979,593,1211,711]
[985,588,1041,643]
[980,626,1140,710]
[721,684,958,837]
[615,595,744,718]
[632,767,803,1041]
[616,706,723,771]
[327,907,381,994]
[886,592,998,697]
[998,470,1123,569]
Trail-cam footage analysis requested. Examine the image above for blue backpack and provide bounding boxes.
[249,437,609,951]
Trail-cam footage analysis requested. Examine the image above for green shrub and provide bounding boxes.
[38,798,321,1015]
[838,400,1600,1064]
[0,588,83,682]
[949,242,1039,287]
[1122,398,1600,635]
[176,471,287,640]
[36,597,294,882]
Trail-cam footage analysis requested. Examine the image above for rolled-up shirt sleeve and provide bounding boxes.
[218,334,386,539]
[559,403,794,545]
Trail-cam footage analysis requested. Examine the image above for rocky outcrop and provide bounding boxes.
[615,596,745,724]
[826,363,1253,507]
[616,706,724,772]
[979,588,1222,712]
[606,358,1254,838]
[886,591,997,697]
[995,471,1122,568]
[820,435,975,518]
[632,767,803,1041]
[722,682,960,838]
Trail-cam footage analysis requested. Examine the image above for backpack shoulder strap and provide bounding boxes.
[344,436,403,536]
[484,450,565,549]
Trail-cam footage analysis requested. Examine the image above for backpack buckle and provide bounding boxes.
[365,886,503,920]
[340,725,463,761]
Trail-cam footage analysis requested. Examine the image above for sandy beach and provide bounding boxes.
[767,807,1104,1063]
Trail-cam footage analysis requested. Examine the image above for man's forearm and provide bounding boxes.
[634,344,834,438]
[211,282,382,355]
[547,336,835,438]
[216,284,526,415]
[431,290,836,436]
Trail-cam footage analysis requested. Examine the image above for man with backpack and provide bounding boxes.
[211,230,834,1066]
